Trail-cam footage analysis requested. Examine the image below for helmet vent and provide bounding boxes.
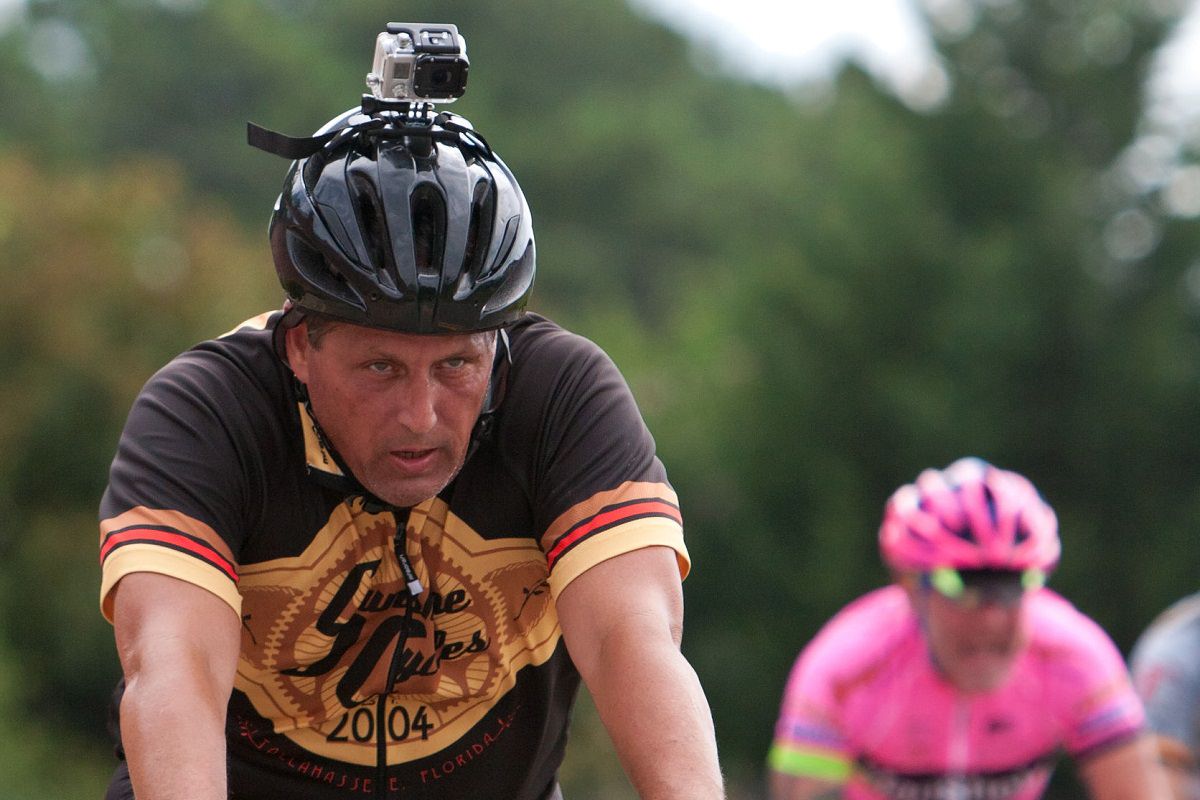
[463,180,495,279]
[981,484,999,527]
[410,184,447,277]
[285,231,352,302]
[1013,513,1030,544]
[349,172,391,277]
[488,215,520,277]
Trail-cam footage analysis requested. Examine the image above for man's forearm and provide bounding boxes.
[1079,735,1171,800]
[588,633,725,800]
[120,672,229,800]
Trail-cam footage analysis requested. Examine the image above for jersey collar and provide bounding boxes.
[297,398,345,479]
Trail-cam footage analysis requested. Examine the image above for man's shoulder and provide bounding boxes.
[803,587,917,672]
[126,311,292,449]
[1142,592,1200,642]
[1132,592,1200,669]
[508,312,607,363]
[829,585,913,631]
[144,311,285,397]
[1022,590,1129,673]
[502,312,628,413]
[1025,589,1111,641]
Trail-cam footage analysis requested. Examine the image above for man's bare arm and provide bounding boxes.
[112,572,240,800]
[768,771,845,800]
[557,545,724,800]
[1078,735,1171,800]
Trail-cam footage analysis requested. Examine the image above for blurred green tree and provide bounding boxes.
[0,151,276,746]
[0,0,1198,797]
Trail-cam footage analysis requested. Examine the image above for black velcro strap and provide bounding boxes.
[247,118,389,159]
[247,122,340,159]
[248,114,479,160]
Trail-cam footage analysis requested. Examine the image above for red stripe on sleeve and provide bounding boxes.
[100,528,238,582]
[546,500,681,569]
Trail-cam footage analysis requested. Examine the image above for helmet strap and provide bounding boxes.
[247,99,492,161]
[468,328,511,451]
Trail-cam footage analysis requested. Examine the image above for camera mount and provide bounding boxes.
[248,22,483,161]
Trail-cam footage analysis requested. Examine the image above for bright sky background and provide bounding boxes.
[631,0,1200,132]
[630,0,1200,243]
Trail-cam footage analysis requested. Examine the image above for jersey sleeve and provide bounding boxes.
[767,616,856,782]
[506,321,689,600]
[1130,597,1200,759]
[98,340,272,621]
[1041,596,1146,759]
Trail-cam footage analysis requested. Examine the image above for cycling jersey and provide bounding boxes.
[1130,591,1200,770]
[769,586,1144,800]
[99,311,689,800]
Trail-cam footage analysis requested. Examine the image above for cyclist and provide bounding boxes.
[1131,592,1200,800]
[767,457,1166,800]
[97,42,723,800]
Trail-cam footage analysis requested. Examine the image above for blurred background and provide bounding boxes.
[1,0,1199,797]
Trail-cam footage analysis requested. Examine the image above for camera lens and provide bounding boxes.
[414,56,467,98]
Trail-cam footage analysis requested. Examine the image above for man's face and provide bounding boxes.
[908,572,1031,693]
[286,320,497,508]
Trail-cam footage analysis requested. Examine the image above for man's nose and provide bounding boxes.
[974,599,1020,628]
[393,377,438,434]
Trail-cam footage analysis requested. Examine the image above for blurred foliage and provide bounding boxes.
[0,149,274,790]
[0,643,114,798]
[1,0,1199,797]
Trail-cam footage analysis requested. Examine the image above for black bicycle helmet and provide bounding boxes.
[268,107,534,332]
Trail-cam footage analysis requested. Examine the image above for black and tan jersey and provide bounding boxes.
[99,311,689,800]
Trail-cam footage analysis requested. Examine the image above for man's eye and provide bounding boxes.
[442,357,468,369]
[367,361,392,373]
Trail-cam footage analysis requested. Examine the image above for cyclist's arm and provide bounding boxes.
[557,545,724,800]
[112,572,240,800]
[766,613,855,800]
[768,772,844,800]
[1078,735,1172,800]
[1145,734,1200,800]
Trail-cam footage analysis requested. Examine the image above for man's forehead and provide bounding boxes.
[326,322,496,351]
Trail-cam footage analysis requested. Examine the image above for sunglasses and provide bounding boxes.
[922,567,1046,610]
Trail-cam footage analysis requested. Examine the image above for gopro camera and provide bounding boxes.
[365,23,469,103]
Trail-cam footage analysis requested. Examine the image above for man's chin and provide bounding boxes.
[949,656,1016,693]
[371,482,445,508]
[360,468,458,509]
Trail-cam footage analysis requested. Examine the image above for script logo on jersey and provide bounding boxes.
[858,757,1053,800]
[235,496,560,766]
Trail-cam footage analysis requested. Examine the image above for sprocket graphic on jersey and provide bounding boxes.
[235,496,559,765]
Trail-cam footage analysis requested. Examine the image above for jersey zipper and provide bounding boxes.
[948,695,970,800]
[375,509,424,800]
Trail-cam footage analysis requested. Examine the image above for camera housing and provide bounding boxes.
[366,23,469,103]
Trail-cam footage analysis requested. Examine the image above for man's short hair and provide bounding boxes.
[300,310,344,348]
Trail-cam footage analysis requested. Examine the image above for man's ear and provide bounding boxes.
[284,322,310,383]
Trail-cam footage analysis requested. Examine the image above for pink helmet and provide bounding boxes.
[879,458,1061,573]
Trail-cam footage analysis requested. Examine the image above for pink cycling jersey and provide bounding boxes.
[769,586,1144,800]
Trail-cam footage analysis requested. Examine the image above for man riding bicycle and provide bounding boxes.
[768,458,1166,800]
[98,23,723,800]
